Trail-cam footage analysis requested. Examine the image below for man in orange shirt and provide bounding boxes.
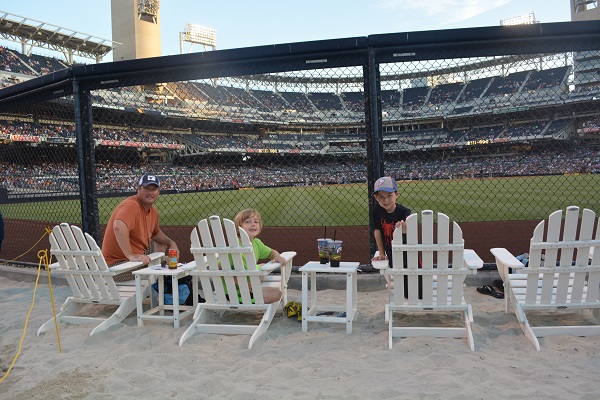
[102,174,178,278]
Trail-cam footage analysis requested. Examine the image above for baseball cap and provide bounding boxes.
[139,174,160,188]
[372,177,397,194]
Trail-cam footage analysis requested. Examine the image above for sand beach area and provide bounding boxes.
[1,273,599,399]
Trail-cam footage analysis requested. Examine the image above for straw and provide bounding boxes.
[333,229,336,241]
[324,226,327,239]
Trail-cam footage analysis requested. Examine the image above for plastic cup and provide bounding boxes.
[329,240,342,267]
[317,238,330,264]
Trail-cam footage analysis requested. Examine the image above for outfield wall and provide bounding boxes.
[0,218,539,267]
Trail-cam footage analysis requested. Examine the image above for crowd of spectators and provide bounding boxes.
[309,92,345,111]
[402,86,429,110]
[0,119,72,138]
[582,118,600,131]
[426,83,463,106]
[0,47,32,75]
[385,147,599,180]
[383,119,572,149]
[456,77,492,104]
[0,159,364,193]
[0,115,582,158]
[522,66,569,91]
[1,49,598,195]
[0,46,66,76]
[0,117,325,153]
[486,71,530,96]
[1,147,598,195]
[0,119,176,145]
[341,92,364,113]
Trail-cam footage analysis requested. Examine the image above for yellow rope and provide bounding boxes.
[42,248,63,353]
[0,227,52,267]
[0,229,61,385]
[0,250,44,382]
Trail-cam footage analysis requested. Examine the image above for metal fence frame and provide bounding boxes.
[1,20,599,266]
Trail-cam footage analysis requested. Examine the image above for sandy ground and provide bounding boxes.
[1,275,599,399]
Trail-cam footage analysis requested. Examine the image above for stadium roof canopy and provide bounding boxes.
[0,10,120,64]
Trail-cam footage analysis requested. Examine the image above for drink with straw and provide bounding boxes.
[329,240,342,267]
[318,238,330,264]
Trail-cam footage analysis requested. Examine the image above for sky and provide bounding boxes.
[0,0,573,63]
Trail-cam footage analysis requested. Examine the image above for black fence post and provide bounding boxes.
[364,47,384,259]
[73,80,100,242]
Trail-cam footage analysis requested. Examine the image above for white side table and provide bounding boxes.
[134,266,196,328]
[300,261,360,334]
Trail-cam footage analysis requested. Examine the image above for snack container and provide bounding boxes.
[168,249,178,269]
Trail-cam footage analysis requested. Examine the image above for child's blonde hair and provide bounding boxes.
[234,208,263,232]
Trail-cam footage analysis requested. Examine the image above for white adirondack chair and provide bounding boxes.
[490,206,600,350]
[37,223,163,336]
[378,210,483,350]
[179,215,296,349]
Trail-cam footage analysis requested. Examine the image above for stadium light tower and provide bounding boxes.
[500,13,539,26]
[179,23,217,53]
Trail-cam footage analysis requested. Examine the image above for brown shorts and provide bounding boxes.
[110,260,142,283]
[110,245,154,282]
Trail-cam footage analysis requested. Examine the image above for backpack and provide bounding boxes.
[151,275,205,306]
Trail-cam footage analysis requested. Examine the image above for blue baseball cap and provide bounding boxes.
[139,174,160,188]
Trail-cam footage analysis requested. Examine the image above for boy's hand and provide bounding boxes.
[274,255,287,265]
[395,220,407,233]
[372,254,387,261]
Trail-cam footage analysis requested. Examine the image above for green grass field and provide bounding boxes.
[4,174,600,226]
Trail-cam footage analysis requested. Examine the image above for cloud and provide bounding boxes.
[374,0,511,27]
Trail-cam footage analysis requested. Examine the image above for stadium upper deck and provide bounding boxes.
[1,42,599,159]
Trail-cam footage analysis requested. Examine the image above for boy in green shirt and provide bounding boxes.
[234,208,287,304]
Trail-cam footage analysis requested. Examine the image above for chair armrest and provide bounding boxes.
[372,260,389,270]
[463,249,484,270]
[147,252,164,267]
[182,260,197,272]
[279,251,296,263]
[260,261,280,272]
[48,262,61,269]
[109,261,145,273]
[490,247,525,279]
[109,252,165,273]
[371,251,389,270]
[490,248,524,269]
[260,251,297,272]
[148,251,164,259]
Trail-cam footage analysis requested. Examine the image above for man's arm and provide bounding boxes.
[113,219,152,264]
[151,230,178,258]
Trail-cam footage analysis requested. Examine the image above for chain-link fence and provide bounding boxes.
[1,22,599,267]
